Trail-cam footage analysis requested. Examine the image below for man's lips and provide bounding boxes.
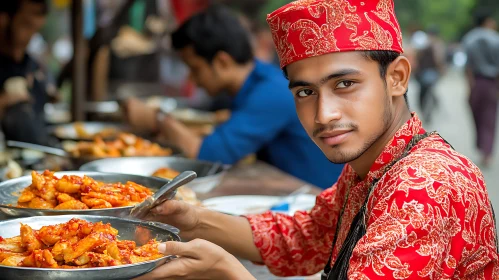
[318,130,352,146]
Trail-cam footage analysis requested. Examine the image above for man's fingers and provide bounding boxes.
[161,241,197,258]
[152,199,185,215]
[133,241,202,280]
[132,257,190,280]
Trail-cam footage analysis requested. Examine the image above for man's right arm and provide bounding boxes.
[151,185,342,277]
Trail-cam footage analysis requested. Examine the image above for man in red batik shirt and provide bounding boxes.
[136,0,499,279]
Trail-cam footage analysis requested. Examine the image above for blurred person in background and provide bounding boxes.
[462,10,499,167]
[0,0,55,145]
[414,26,446,123]
[126,5,343,189]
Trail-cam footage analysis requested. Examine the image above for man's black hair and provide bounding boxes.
[0,0,48,17]
[473,9,493,27]
[283,50,409,106]
[171,4,253,64]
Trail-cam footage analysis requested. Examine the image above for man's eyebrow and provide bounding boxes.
[288,69,361,89]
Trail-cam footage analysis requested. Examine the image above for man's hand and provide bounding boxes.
[149,200,202,240]
[158,115,202,159]
[133,239,256,280]
[125,98,158,133]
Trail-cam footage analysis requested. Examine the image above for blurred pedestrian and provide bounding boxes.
[462,10,499,167]
[414,26,446,123]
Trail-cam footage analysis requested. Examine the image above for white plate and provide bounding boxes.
[202,194,316,216]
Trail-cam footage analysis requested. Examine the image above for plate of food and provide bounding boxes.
[0,215,179,280]
[50,122,132,141]
[62,133,177,158]
[7,134,181,170]
[0,170,172,218]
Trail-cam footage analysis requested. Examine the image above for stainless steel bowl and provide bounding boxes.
[80,157,229,193]
[0,171,171,218]
[0,215,180,280]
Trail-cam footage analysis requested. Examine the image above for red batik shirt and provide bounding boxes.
[246,114,499,279]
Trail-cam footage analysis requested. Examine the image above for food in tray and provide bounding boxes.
[16,170,153,209]
[73,122,120,140]
[0,218,163,268]
[67,133,173,158]
[152,167,201,206]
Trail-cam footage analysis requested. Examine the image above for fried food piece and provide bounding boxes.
[20,224,43,252]
[57,193,76,204]
[81,197,112,209]
[21,249,58,268]
[1,255,26,266]
[18,189,36,203]
[54,200,89,210]
[0,236,24,253]
[28,197,56,209]
[55,176,83,193]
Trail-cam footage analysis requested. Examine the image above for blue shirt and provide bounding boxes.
[198,60,343,189]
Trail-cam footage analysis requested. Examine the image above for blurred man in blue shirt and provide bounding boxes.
[126,5,343,188]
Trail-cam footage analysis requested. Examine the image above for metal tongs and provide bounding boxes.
[130,170,197,219]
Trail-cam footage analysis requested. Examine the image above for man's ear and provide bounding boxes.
[386,56,411,97]
[212,51,234,71]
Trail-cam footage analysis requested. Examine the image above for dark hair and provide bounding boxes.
[171,5,253,64]
[283,50,409,106]
[474,9,493,27]
[0,0,48,17]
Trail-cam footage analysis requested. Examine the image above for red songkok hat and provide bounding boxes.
[267,0,404,68]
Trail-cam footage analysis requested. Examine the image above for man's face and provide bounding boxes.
[287,52,393,164]
[179,46,224,96]
[1,1,46,53]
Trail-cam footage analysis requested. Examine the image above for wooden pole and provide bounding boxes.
[71,0,86,121]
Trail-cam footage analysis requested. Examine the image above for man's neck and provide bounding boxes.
[349,104,412,180]
[226,60,255,96]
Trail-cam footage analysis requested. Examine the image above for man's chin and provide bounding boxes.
[324,148,363,165]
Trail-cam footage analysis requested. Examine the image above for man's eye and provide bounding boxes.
[336,81,354,89]
[296,89,314,97]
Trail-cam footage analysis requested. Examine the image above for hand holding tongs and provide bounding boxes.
[130,171,197,219]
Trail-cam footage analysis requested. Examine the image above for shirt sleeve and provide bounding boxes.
[197,86,294,164]
[347,160,499,279]
[245,186,340,277]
